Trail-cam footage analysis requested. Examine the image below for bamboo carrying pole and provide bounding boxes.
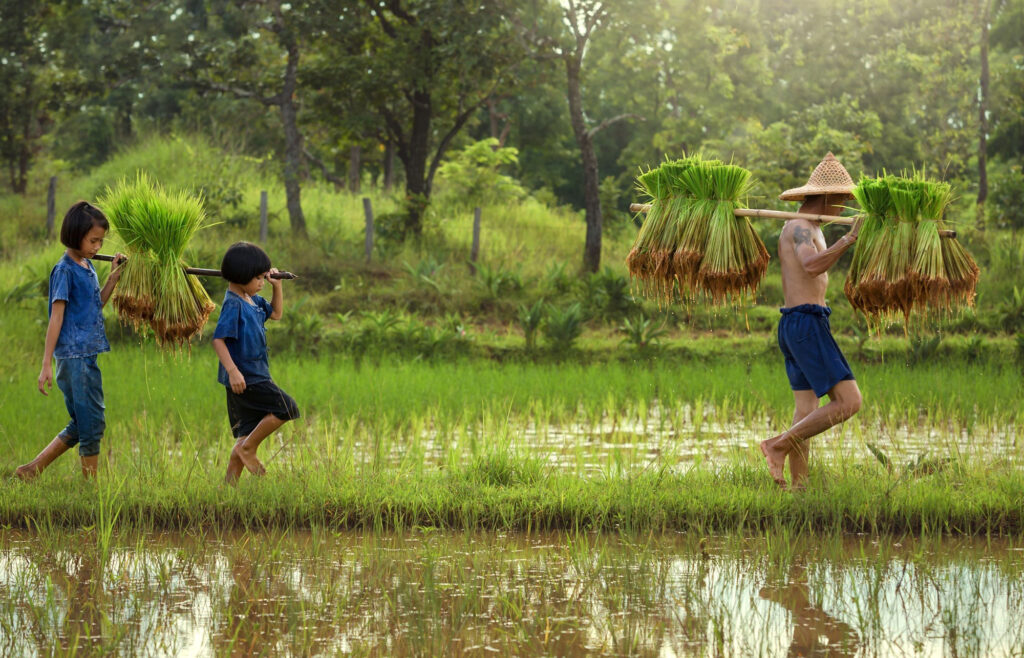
[628,204,958,238]
[93,254,298,279]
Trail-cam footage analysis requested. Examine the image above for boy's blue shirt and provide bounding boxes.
[48,253,111,359]
[213,290,274,387]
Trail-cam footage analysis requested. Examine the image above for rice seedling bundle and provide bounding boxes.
[627,155,769,304]
[696,163,768,303]
[626,165,672,291]
[845,173,977,322]
[99,173,215,346]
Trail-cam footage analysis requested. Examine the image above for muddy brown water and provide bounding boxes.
[1,530,1022,656]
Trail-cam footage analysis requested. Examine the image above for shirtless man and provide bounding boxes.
[759,153,863,489]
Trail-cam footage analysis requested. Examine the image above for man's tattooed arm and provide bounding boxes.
[792,226,815,247]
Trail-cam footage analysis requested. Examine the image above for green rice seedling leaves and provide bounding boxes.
[628,155,768,306]
[98,173,215,347]
[846,172,977,328]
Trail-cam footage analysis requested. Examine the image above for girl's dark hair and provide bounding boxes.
[221,241,272,284]
[60,201,110,249]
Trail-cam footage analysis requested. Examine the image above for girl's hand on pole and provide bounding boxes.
[268,267,283,287]
[111,253,128,279]
[228,369,246,395]
[38,363,53,396]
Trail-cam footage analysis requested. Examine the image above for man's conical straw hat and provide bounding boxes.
[779,152,855,201]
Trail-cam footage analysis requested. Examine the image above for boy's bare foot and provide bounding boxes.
[14,464,40,481]
[760,440,787,488]
[231,443,267,476]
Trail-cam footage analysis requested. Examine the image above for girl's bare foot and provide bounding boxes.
[760,440,787,488]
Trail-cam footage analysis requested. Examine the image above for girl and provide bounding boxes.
[16,201,125,479]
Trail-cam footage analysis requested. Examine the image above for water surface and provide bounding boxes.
[2,530,1022,656]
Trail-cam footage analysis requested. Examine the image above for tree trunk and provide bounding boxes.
[976,0,990,231]
[487,97,511,149]
[383,140,394,192]
[14,113,30,194]
[116,100,133,142]
[566,55,602,273]
[13,150,28,194]
[348,145,361,193]
[402,89,433,237]
[278,43,307,236]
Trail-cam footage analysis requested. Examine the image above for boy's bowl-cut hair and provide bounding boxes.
[221,241,272,284]
[60,201,110,250]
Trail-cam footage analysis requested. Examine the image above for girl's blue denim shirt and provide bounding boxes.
[48,254,111,359]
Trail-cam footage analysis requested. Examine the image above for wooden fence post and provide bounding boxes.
[259,190,268,242]
[46,176,57,238]
[469,207,482,274]
[363,197,374,263]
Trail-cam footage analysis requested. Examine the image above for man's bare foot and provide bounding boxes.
[231,443,267,476]
[14,464,40,481]
[760,440,787,488]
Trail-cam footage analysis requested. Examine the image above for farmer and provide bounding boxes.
[16,201,126,479]
[760,153,863,489]
[213,241,300,484]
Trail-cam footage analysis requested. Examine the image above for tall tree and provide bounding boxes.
[0,2,54,193]
[510,0,642,271]
[191,0,325,236]
[976,0,992,230]
[316,1,523,237]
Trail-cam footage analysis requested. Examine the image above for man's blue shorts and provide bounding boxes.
[777,305,855,398]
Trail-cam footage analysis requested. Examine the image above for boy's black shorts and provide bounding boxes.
[225,380,300,439]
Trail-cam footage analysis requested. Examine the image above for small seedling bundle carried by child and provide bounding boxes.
[98,173,215,346]
[844,172,978,323]
[626,155,769,304]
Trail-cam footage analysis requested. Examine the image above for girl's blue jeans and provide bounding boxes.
[55,355,105,457]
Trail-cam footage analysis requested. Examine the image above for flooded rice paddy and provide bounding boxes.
[326,401,1021,475]
[2,530,1022,656]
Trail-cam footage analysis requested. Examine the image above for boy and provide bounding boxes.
[212,242,299,484]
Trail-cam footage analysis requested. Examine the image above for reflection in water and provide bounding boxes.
[1,531,1023,656]
[759,563,859,657]
[19,538,104,655]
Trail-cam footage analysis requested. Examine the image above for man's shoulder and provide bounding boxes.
[784,220,818,248]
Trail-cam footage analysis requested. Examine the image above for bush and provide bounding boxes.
[342,310,470,360]
[998,286,1024,333]
[987,159,1024,230]
[517,299,545,351]
[434,138,525,210]
[578,267,635,322]
[474,263,523,299]
[619,315,668,350]
[542,303,585,352]
[274,297,324,355]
